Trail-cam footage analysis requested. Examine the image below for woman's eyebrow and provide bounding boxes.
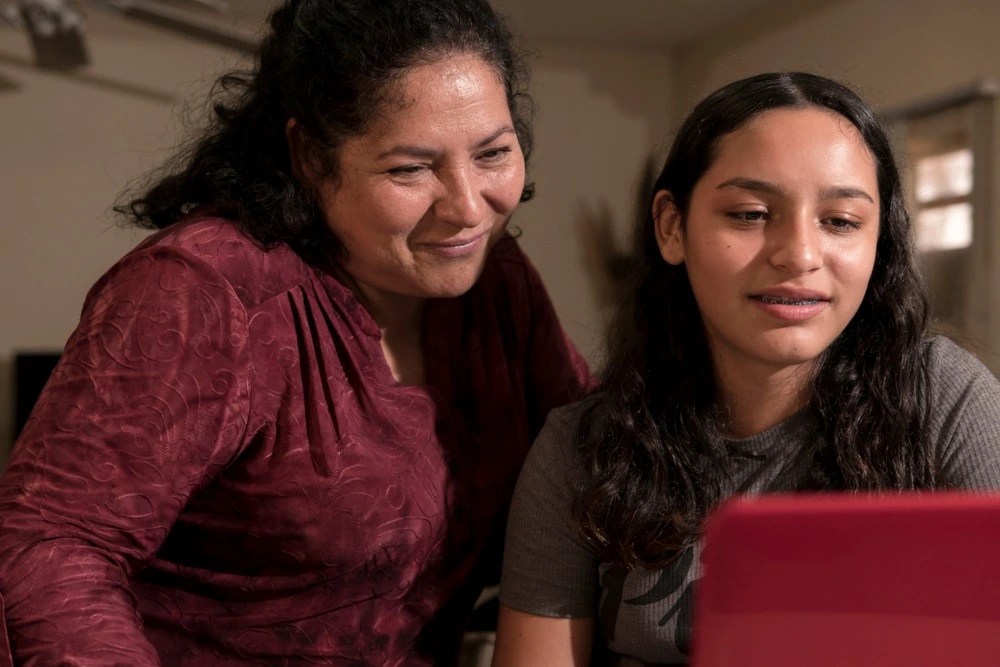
[377,145,440,160]
[377,125,516,160]
[474,125,516,149]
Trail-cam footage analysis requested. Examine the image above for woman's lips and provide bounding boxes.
[417,231,489,258]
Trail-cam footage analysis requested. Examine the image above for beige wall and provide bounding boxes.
[514,45,673,364]
[0,12,246,463]
[0,16,673,459]
[675,0,1000,116]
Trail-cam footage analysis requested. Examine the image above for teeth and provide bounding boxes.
[757,295,818,305]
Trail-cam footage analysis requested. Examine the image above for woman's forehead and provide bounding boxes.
[355,55,512,148]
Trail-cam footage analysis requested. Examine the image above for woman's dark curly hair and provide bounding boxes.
[574,72,933,569]
[119,0,534,262]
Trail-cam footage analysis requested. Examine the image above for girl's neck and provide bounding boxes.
[715,358,815,439]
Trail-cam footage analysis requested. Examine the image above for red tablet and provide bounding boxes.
[692,493,1000,667]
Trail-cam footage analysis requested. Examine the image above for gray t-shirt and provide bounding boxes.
[500,337,1000,666]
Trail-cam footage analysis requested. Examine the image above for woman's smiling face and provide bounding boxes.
[306,53,526,306]
[655,106,881,380]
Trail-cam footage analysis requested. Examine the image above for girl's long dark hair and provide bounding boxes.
[574,72,932,569]
[118,0,533,263]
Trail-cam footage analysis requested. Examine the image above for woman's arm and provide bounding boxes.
[0,246,250,664]
[493,604,593,667]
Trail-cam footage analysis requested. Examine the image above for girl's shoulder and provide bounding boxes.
[530,395,602,462]
[921,337,1000,488]
[924,336,1000,456]
[922,335,999,398]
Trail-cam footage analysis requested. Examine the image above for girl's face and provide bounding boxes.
[655,107,880,381]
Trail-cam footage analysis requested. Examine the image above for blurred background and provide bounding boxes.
[2,0,1000,467]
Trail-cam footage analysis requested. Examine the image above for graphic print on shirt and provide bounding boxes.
[598,545,699,658]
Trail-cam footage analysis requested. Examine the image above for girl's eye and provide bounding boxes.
[824,217,862,230]
[727,210,769,223]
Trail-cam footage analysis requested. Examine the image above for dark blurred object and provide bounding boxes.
[0,70,20,91]
[14,352,61,438]
[97,0,256,53]
[577,153,656,310]
[7,0,255,80]
[18,0,89,69]
[466,587,499,632]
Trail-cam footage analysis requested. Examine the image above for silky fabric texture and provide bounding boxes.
[0,218,592,666]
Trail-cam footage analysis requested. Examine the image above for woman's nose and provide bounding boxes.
[434,168,484,228]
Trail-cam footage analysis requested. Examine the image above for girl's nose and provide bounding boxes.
[768,215,823,274]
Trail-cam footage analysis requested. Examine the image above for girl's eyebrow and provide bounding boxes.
[716,177,785,196]
[716,178,875,204]
[819,185,875,203]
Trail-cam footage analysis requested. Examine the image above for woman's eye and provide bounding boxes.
[727,210,768,223]
[388,165,427,177]
[477,146,512,162]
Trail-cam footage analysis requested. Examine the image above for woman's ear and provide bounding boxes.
[285,117,314,185]
[653,190,685,265]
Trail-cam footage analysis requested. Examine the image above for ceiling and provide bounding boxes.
[493,0,790,51]
[193,0,797,53]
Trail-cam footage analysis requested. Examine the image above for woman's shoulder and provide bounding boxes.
[126,216,312,311]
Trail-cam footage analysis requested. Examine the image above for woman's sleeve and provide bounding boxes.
[926,338,1000,489]
[500,406,598,618]
[0,246,251,665]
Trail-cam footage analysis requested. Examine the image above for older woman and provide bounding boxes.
[0,1,590,664]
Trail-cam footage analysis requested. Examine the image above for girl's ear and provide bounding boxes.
[653,190,685,265]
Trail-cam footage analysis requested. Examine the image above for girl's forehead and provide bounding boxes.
[699,107,877,192]
[723,107,863,150]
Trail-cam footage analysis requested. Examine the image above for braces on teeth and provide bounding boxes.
[756,295,819,305]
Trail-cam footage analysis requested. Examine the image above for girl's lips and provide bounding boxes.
[753,294,825,305]
[749,294,828,322]
[750,286,829,302]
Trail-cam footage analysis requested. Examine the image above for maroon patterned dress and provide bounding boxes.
[0,218,591,665]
